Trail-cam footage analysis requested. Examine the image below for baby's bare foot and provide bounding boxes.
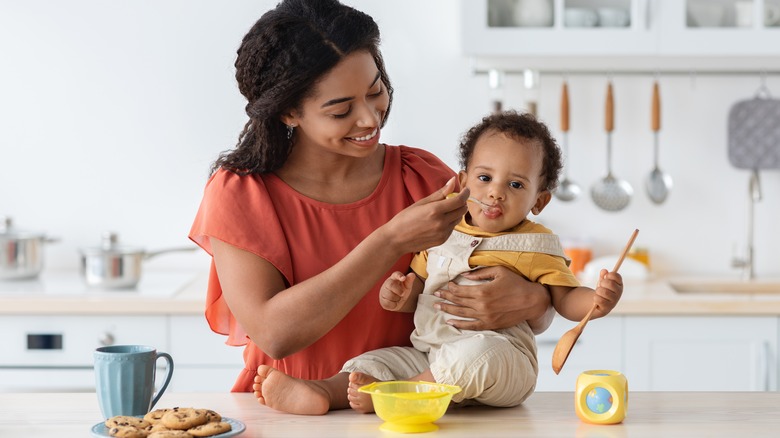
[347,372,379,414]
[253,365,330,415]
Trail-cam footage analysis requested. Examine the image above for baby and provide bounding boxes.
[253,110,624,414]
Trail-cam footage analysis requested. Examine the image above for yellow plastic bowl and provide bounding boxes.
[358,381,462,433]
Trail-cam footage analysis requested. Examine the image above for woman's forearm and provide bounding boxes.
[213,229,406,359]
[214,181,465,358]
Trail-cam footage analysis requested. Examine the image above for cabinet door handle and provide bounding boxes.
[537,339,558,347]
[537,339,581,347]
[754,341,770,391]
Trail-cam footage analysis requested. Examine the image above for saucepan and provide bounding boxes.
[80,231,197,289]
[0,216,59,280]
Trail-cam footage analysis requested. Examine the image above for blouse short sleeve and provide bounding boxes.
[189,169,294,345]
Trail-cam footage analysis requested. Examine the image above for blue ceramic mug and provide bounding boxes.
[94,345,174,419]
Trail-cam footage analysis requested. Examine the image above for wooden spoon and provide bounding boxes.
[551,228,639,375]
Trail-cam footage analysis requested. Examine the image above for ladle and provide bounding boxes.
[645,80,673,204]
[551,228,639,375]
[555,80,581,201]
[591,81,633,212]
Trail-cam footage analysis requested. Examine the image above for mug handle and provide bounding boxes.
[151,352,174,410]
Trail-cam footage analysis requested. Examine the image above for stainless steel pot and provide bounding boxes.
[0,216,58,280]
[80,231,197,289]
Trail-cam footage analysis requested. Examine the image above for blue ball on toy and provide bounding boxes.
[585,386,613,414]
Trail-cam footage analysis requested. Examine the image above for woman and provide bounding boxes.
[189,0,553,393]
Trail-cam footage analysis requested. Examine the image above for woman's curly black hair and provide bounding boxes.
[211,0,394,175]
[457,110,562,193]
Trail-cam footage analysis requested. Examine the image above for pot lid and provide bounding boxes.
[80,231,145,256]
[0,216,46,239]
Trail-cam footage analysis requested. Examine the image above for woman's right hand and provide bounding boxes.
[381,177,469,255]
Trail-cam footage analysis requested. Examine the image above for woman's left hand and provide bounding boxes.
[432,266,552,332]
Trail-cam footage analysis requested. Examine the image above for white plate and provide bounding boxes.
[91,416,245,437]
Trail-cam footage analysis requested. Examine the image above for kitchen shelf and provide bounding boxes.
[464,0,780,72]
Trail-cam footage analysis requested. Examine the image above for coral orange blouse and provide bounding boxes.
[189,145,455,391]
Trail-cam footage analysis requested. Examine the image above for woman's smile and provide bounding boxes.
[347,127,380,146]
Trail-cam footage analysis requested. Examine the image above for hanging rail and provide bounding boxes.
[471,68,780,77]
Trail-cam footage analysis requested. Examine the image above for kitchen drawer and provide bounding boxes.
[535,315,623,391]
[0,315,168,366]
[625,316,778,391]
[168,316,245,366]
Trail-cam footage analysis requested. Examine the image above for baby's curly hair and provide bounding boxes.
[457,110,562,193]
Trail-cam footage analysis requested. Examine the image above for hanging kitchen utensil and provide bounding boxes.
[554,80,581,201]
[488,69,504,114]
[727,83,780,171]
[591,80,633,212]
[80,231,198,289]
[727,79,779,280]
[645,79,673,204]
[552,228,639,375]
[0,216,59,280]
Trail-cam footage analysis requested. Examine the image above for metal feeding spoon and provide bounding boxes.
[447,193,491,211]
[591,80,633,212]
[551,228,639,375]
[554,80,581,201]
[645,80,673,204]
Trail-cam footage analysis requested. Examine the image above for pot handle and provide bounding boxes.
[143,246,199,260]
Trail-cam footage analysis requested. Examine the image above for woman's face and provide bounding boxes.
[458,131,551,233]
[283,50,389,160]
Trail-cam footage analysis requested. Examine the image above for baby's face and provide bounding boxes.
[459,132,549,233]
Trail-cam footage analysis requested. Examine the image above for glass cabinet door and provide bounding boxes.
[463,0,657,56]
[659,0,780,55]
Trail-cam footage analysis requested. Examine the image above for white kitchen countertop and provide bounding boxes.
[0,270,206,315]
[2,271,780,315]
[1,391,779,438]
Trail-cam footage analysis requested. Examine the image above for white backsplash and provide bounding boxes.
[1,0,778,278]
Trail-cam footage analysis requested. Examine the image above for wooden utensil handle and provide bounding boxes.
[652,81,661,132]
[611,229,639,273]
[561,81,570,132]
[605,81,614,133]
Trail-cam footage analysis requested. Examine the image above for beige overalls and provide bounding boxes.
[342,230,569,407]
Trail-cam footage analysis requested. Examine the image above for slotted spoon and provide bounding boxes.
[591,81,633,212]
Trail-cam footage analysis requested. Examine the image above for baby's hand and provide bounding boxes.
[380,271,416,312]
[593,269,623,317]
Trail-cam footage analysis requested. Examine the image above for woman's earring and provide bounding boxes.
[286,124,295,140]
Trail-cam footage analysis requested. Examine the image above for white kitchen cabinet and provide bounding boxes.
[658,0,780,55]
[462,0,657,57]
[462,0,780,66]
[535,314,623,391]
[624,316,778,391]
[167,315,245,392]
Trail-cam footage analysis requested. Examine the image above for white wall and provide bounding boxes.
[1,0,778,278]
